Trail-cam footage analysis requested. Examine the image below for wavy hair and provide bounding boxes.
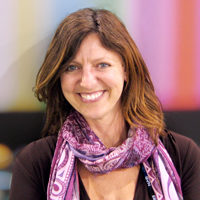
[35,8,165,142]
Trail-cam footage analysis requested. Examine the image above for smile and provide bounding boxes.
[79,91,104,102]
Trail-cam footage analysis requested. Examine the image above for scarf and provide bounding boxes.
[47,110,183,200]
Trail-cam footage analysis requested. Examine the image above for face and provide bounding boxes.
[60,33,126,122]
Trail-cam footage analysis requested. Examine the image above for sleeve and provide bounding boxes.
[166,132,200,200]
[179,136,200,200]
[9,136,56,200]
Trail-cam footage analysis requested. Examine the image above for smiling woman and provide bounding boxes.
[10,8,200,200]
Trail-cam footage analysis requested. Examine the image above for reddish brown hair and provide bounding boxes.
[35,8,165,142]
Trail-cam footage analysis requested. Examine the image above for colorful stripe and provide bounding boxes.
[0,1,199,111]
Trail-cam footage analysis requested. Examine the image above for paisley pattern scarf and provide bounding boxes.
[47,110,183,200]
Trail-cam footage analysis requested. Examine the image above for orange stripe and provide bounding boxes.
[174,0,197,110]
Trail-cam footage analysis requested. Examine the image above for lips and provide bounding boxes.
[79,91,104,102]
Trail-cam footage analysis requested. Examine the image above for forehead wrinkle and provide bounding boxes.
[72,48,122,65]
[72,33,103,62]
[72,46,103,62]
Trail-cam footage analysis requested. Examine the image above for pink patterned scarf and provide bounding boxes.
[47,110,183,200]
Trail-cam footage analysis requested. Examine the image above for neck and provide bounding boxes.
[85,111,128,148]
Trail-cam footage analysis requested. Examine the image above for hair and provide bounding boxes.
[35,8,165,143]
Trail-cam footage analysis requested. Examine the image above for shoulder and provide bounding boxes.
[10,135,58,200]
[14,134,57,173]
[18,134,57,157]
[161,130,200,164]
[16,135,57,182]
[161,130,200,198]
[16,134,57,165]
[15,134,57,174]
[161,130,200,173]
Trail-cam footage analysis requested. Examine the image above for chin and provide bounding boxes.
[79,110,107,121]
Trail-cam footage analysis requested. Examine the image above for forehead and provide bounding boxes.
[72,33,123,63]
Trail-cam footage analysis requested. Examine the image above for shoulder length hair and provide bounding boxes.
[35,8,165,143]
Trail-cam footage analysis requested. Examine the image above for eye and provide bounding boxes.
[98,63,110,69]
[65,65,79,72]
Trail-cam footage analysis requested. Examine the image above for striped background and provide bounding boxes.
[0,0,199,111]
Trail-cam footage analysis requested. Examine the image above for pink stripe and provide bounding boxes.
[128,1,178,110]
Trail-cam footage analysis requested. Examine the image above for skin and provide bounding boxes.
[60,33,140,200]
[78,163,140,200]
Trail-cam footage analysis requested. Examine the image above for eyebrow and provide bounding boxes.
[68,60,81,65]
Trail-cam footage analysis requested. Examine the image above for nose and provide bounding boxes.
[80,67,97,89]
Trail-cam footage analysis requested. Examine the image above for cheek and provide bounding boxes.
[60,74,74,93]
[60,77,75,104]
[105,71,126,89]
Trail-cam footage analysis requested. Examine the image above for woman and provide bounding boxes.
[10,8,200,200]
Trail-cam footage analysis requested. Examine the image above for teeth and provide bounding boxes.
[81,91,103,100]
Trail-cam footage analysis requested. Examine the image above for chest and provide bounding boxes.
[78,165,140,200]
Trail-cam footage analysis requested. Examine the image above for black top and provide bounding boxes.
[10,130,200,200]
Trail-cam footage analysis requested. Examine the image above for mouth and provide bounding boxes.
[79,90,105,102]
